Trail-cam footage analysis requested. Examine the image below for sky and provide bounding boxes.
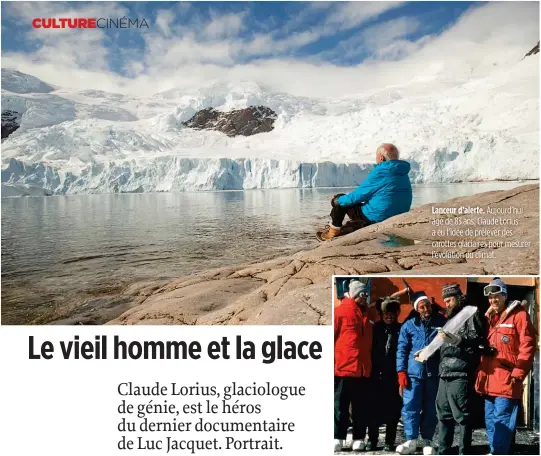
[1,1,539,97]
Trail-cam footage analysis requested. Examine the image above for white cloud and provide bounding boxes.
[4,1,129,25]
[143,34,235,67]
[372,36,433,61]
[123,60,146,79]
[272,1,406,55]
[438,1,538,45]
[407,1,539,74]
[280,1,334,33]
[203,11,246,40]
[155,9,175,37]
[278,30,322,50]
[1,1,538,99]
[362,16,421,49]
[306,1,335,11]
[324,1,405,32]
[2,1,130,73]
[240,30,321,57]
[321,16,422,61]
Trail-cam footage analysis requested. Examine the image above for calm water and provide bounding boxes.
[1,181,529,324]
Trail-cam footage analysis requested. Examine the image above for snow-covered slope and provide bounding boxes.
[1,56,538,195]
[1,69,56,94]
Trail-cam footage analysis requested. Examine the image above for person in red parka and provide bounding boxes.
[474,278,536,455]
[334,280,373,453]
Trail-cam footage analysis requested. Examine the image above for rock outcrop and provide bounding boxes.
[182,106,277,137]
[1,110,20,139]
[104,184,538,326]
[524,41,539,58]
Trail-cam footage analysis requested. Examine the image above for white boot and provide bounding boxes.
[334,439,343,452]
[352,440,366,451]
[422,440,436,455]
[396,439,417,454]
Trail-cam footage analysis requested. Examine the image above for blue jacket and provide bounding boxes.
[396,312,447,379]
[336,160,412,223]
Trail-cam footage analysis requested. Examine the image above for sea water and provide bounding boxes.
[1,181,529,324]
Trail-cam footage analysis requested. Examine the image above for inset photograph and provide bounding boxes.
[333,276,539,455]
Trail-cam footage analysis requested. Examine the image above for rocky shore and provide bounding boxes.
[95,184,538,326]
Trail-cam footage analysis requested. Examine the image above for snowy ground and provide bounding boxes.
[1,53,538,195]
[336,425,540,455]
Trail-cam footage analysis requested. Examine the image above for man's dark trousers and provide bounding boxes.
[330,203,373,229]
[335,376,370,440]
[368,377,401,446]
[436,378,473,455]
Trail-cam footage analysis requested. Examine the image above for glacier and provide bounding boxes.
[1,157,371,194]
[1,53,538,196]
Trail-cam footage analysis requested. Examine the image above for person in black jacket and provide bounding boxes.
[436,283,484,455]
[367,297,402,451]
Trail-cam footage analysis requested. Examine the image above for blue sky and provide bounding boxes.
[2,1,476,71]
[1,1,538,96]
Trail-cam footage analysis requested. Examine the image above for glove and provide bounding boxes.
[413,349,425,363]
[480,345,498,357]
[397,371,409,388]
[331,193,346,207]
[438,329,462,345]
[398,371,409,398]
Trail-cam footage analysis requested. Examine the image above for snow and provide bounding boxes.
[1,69,56,94]
[1,57,538,195]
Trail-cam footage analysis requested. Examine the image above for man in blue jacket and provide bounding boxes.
[317,143,412,241]
[396,292,447,455]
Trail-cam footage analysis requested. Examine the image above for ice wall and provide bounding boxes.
[1,157,372,195]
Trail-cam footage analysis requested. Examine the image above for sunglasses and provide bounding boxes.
[484,284,505,296]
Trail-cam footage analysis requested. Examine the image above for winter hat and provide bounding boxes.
[411,291,430,311]
[442,283,463,299]
[485,277,507,296]
[348,280,367,299]
[381,297,401,314]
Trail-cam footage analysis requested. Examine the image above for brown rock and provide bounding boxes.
[2,110,20,139]
[524,41,540,58]
[182,106,277,137]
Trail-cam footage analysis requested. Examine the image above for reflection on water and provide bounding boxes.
[378,234,416,248]
[1,181,529,323]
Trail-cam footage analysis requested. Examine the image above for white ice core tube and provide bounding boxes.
[416,305,477,362]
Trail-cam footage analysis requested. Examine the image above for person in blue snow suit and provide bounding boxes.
[396,292,447,456]
[317,143,412,241]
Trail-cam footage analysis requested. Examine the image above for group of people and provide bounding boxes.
[334,278,537,455]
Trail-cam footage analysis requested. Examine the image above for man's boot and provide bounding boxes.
[396,440,417,455]
[385,420,398,451]
[423,440,436,455]
[317,224,341,241]
[366,440,377,451]
[367,425,379,451]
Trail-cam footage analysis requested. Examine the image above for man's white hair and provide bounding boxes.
[377,143,400,160]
